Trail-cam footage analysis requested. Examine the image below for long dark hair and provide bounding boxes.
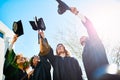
[56,43,70,57]
[30,56,35,68]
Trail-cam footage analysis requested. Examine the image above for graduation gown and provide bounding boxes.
[29,56,51,80]
[3,49,28,80]
[82,17,109,80]
[47,48,83,80]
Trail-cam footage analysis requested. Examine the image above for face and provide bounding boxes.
[56,44,65,55]
[16,54,26,65]
[80,36,87,46]
[32,56,40,66]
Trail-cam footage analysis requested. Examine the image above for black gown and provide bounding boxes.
[47,48,83,80]
[82,17,109,80]
[29,56,51,80]
[3,49,28,80]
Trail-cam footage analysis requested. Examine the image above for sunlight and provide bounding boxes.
[106,64,118,74]
[89,2,120,46]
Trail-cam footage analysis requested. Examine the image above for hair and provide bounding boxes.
[30,56,35,68]
[14,54,28,69]
[14,55,21,64]
[23,57,30,70]
[30,55,39,68]
[56,43,70,57]
[80,36,87,46]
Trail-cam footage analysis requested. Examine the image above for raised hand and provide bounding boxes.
[38,30,45,39]
[70,7,79,15]
[11,34,18,44]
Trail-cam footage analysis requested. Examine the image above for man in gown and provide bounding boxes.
[38,31,83,80]
[70,7,109,80]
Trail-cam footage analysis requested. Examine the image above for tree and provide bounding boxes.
[110,42,120,68]
[53,23,83,59]
[53,23,87,79]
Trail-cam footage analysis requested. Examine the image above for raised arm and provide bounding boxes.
[38,31,50,56]
[9,34,18,50]
[70,7,99,40]
[5,34,18,59]
[3,35,18,75]
[38,31,55,65]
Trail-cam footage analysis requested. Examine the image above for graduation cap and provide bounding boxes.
[29,17,46,31]
[12,20,24,37]
[29,17,46,44]
[56,0,70,15]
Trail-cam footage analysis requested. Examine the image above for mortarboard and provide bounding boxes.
[29,17,46,31]
[29,17,46,44]
[12,20,24,37]
[38,18,46,31]
[56,0,70,15]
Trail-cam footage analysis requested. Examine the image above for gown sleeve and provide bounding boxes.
[46,47,56,66]
[40,38,51,56]
[3,49,16,75]
[39,37,56,66]
[81,16,100,41]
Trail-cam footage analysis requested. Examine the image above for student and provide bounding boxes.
[29,55,51,80]
[70,7,109,80]
[39,31,83,80]
[3,35,33,80]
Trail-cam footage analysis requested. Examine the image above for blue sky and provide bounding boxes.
[1,0,120,59]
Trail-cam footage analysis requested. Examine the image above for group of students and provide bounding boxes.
[3,7,116,80]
